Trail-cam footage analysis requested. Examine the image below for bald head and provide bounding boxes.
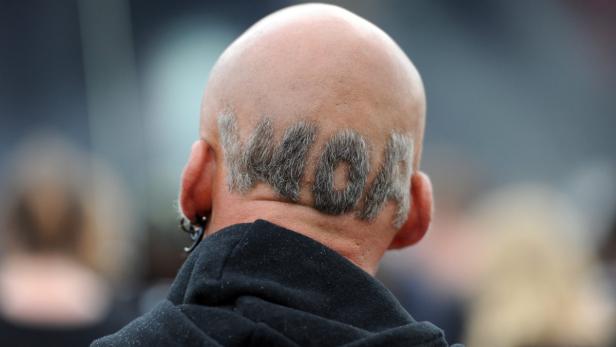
[191,3,427,231]
[202,4,425,158]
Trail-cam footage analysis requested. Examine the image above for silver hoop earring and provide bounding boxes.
[179,215,207,253]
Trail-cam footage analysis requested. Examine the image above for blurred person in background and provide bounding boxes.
[598,210,616,297]
[93,4,461,347]
[465,184,615,347]
[0,133,138,346]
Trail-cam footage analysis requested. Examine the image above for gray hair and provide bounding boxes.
[359,134,413,228]
[312,130,369,214]
[217,112,413,227]
[218,110,252,192]
[218,112,317,201]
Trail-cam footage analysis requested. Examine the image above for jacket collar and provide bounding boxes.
[168,219,414,332]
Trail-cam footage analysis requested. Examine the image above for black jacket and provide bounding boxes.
[92,220,460,346]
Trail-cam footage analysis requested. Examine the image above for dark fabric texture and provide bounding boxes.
[92,220,461,347]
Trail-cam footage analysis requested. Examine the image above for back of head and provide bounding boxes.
[180,4,432,273]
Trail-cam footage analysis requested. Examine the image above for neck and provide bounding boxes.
[206,193,393,275]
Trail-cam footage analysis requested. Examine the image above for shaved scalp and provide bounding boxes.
[203,4,426,228]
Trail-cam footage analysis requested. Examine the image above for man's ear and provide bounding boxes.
[179,140,216,222]
[388,171,433,249]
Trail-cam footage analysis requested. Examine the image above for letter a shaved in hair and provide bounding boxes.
[360,134,413,228]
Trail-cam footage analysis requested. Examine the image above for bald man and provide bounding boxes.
[93,4,461,347]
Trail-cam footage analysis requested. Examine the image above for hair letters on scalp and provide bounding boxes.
[217,111,413,228]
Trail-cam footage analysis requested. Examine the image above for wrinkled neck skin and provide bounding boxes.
[204,185,397,276]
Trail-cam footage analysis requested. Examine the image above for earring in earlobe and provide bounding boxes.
[179,215,207,253]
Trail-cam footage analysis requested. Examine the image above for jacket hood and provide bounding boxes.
[93,220,457,347]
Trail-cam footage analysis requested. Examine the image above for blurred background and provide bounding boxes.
[1,0,615,346]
